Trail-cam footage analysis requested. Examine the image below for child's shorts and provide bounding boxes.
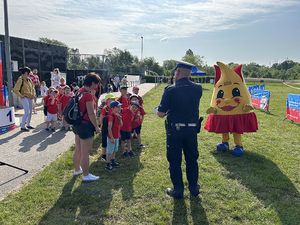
[46,113,57,122]
[121,131,131,141]
[132,125,142,135]
[106,138,119,154]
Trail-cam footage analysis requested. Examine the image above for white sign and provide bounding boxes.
[0,107,16,127]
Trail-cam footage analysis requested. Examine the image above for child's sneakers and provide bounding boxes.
[105,163,113,171]
[122,152,129,158]
[82,173,99,182]
[51,127,56,132]
[139,144,145,148]
[128,150,135,157]
[45,128,50,131]
[100,154,106,162]
[111,159,120,168]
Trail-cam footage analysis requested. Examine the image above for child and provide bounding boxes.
[117,85,130,109]
[59,85,73,130]
[130,96,146,148]
[106,101,123,171]
[46,89,59,131]
[132,86,143,106]
[121,102,137,157]
[40,81,48,97]
[43,87,54,117]
[99,93,116,162]
[59,77,66,88]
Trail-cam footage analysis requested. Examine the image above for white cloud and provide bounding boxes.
[0,0,298,54]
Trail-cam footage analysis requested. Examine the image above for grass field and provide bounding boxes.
[0,83,299,225]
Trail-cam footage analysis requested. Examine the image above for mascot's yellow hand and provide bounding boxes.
[242,104,254,112]
[206,107,217,114]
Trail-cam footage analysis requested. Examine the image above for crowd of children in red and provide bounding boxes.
[42,79,146,172]
[99,85,146,171]
[42,78,74,131]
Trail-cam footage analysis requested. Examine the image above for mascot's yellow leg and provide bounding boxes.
[222,133,229,143]
[233,133,242,146]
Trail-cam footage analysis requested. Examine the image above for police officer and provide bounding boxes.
[157,61,202,199]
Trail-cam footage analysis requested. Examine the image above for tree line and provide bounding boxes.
[39,38,300,80]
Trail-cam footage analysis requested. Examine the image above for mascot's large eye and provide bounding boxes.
[217,90,224,99]
[232,88,241,97]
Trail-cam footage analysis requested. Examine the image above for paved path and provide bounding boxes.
[0,83,156,200]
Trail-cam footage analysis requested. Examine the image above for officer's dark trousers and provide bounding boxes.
[166,127,199,192]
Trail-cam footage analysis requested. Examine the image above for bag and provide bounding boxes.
[63,92,87,125]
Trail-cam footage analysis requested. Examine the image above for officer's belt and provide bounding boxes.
[171,123,197,127]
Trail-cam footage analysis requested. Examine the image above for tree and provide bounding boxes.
[104,48,135,75]
[162,60,176,76]
[39,37,68,47]
[141,57,164,76]
[182,49,205,70]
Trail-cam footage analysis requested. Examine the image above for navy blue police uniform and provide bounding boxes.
[158,62,202,198]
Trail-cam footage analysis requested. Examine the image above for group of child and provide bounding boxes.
[42,77,74,131]
[99,85,146,171]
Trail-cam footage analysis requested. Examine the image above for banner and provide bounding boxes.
[286,94,300,123]
[0,41,4,106]
[0,107,16,135]
[248,84,265,94]
[251,90,270,111]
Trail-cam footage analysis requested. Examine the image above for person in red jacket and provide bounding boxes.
[46,89,59,131]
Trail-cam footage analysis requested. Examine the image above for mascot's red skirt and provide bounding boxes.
[204,112,258,134]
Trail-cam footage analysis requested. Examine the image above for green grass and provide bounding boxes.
[0,83,300,225]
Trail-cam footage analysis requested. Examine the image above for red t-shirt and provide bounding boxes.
[78,88,96,122]
[101,106,112,117]
[117,95,129,109]
[132,107,146,128]
[108,114,121,139]
[43,95,50,106]
[47,97,58,114]
[121,108,133,132]
[60,95,72,112]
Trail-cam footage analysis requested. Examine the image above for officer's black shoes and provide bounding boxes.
[189,185,201,197]
[166,188,183,199]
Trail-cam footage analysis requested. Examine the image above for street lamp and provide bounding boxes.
[140,36,143,61]
[3,0,14,106]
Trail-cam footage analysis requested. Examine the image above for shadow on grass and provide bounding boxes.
[213,152,300,225]
[172,197,209,225]
[38,138,143,225]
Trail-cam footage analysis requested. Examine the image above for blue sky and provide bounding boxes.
[0,0,299,66]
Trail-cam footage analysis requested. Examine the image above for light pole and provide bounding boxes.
[140,36,143,61]
[3,0,14,106]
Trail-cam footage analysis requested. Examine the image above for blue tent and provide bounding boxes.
[191,66,206,76]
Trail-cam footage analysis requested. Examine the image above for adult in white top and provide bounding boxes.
[51,68,61,88]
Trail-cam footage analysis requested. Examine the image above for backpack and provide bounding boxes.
[63,91,87,125]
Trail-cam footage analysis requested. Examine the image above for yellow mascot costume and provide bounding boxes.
[204,62,258,156]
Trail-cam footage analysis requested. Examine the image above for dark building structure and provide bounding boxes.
[0,35,68,86]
